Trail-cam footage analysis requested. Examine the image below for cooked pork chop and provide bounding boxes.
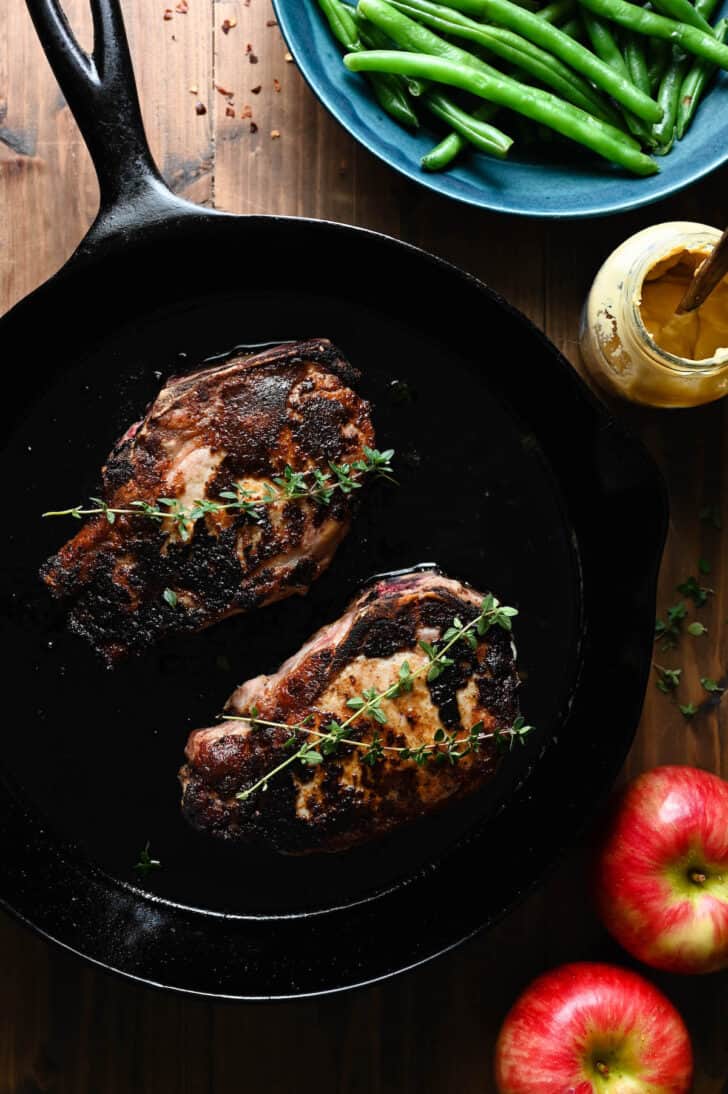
[41,339,375,663]
[180,571,520,853]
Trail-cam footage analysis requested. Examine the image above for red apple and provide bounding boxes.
[594,765,728,974]
[494,962,692,1094]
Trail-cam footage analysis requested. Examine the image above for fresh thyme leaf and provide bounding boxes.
[667,601,688,624]
[676,578,712,608]
[362,732,384,766]
[655,665,681,694]
[301,749,323,766]
[687,621,707,637]
[398,660,414,693]
[134,841,161,876]
[679,703,699,719]
[700,677,724,693]
[162,587,178,608]
[698,558,711,575]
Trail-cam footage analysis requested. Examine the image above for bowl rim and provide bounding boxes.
[272,0,728,219]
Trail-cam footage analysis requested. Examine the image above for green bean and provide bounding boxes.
[695,0,721,19]
[421,101,500,167]
[317,0,420,126]
[559,17,585,37]
[344,48,658,171]
[581,9,631,74]
[652,49,689,150]
[579,11,657,145]
[649,0,712,33]
[647,37,671,88]
[424,90,514,152]
[384,0,664,119]
[355,13,431,92]
[418,0,579,169]
[537,0,576,21]
[575,0,728,68]
[421,131,464,168]
[624,32,652,92]
[317,0,362,49]
[369,70,422,124]
[392,0,621,121]
[676,16,727,136]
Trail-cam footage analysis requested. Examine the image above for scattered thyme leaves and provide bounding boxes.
[134,842,161,876]
[679,702,699,719]
[700,677,724,694]
[687,621,707,637]
[655,665,681,694]
[698,558,711,575]
[162,587,178,608]
[655,601,687,650]
[676,576,713,608]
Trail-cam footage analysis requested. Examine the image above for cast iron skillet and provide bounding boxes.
[0,0,667,999]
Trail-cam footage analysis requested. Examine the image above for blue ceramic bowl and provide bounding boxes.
[272,0,728,217]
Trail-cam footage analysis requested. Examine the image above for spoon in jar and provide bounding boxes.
[676,225,728,313]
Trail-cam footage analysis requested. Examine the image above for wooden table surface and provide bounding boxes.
[1,1,727,1090]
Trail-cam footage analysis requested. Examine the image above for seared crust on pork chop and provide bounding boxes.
[41,339,375,663]
[180,571,520,853]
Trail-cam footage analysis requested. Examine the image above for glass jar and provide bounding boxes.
[579,222,728,408]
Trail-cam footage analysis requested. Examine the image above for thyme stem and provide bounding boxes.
[224,712,525,754]
[232,594,527,801]
[42,448,395,541]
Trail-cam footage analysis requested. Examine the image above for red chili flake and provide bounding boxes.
[245,42,252,52]
[222,16,237,32]
[215,82,235,98]
[241,104,253,118]
[270,129,281,139]
[249,53,259,63]
[163,7,173,19]
[195,101,207,115]
[251,85,262,94]
[266,18,278,25]
[250,121,258,133]
[273,78,281,92]
[175,0,188,13]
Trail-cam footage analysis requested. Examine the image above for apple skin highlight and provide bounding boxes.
[494,962,693,1094]
[594,765,728,974]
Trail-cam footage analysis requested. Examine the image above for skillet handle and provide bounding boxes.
[26,0,189,220]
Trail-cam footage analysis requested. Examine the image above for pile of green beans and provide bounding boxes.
[316,0,727,174]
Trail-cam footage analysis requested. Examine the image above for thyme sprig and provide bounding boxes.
[42,447,395,542]
[225,594,529,802]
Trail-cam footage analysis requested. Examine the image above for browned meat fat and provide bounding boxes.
[41,339,375,663]
[180,571,521,853]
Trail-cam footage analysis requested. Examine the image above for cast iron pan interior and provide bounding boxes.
[0,0,667,998]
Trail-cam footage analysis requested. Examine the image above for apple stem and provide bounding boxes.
[689,869,707,885]
[595,1062,610,1077]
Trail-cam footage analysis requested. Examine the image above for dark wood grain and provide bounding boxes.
[1,0,726,1090]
